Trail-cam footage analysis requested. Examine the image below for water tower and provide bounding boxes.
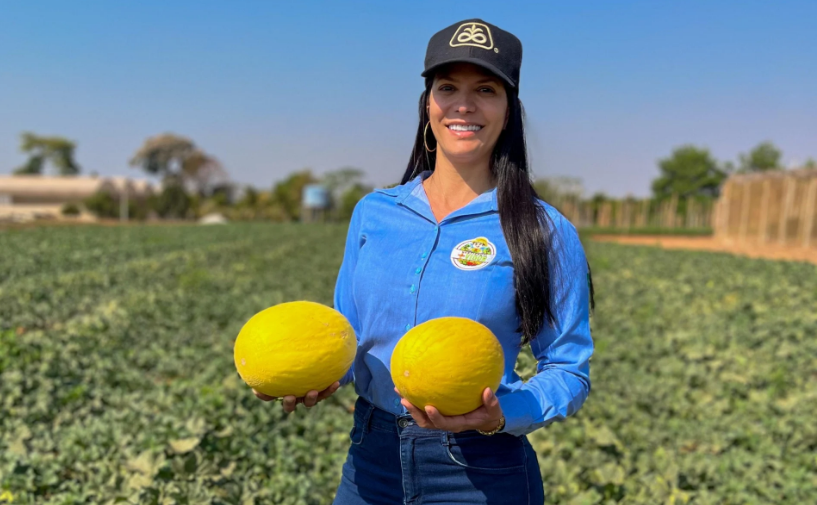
[301,183,330,223]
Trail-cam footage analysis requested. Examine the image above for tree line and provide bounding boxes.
[8,132,816,223]
[10,132,371,222]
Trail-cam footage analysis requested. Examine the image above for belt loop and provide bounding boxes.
[441,432,450,446]
[361,400,375,435]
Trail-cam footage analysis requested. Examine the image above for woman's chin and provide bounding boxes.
[438,145,487,163]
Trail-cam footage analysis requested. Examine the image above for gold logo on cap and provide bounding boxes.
[450,22,494,50]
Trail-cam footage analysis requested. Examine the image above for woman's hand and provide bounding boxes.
[394,386,504,433]
[253,381,341,413]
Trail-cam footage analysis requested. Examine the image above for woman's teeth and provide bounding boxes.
[447,124,483,131]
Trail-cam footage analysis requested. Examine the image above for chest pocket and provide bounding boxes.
[419,235,517,324]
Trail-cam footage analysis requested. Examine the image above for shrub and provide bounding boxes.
[61,202,81,216]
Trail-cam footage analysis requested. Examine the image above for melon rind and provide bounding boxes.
[233,301,356,397]
[391,317,504,416]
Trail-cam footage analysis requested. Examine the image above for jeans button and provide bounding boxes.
[398,418,409,428]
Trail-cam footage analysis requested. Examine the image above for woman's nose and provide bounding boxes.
[454,95,475,114]
[455,102,474,114]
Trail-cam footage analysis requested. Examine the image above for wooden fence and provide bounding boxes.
[551,194,715,230]
[713,169,817,247]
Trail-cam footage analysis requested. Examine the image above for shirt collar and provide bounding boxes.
[384,170,498,224]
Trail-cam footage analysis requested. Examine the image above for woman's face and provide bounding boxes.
[427,62,509,165]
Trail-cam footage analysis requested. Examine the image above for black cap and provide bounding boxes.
[422,19,522,89]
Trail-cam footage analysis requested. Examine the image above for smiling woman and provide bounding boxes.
[322,18,597,505]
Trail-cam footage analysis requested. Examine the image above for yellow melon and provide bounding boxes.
[391,317,504,416]
[233,301,356,398]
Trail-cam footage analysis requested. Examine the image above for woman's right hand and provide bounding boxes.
[252,381,341,413]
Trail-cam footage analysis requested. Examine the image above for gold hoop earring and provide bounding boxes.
[424,121,436,152]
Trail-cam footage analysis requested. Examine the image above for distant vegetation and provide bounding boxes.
[12,133,81,176]
[7,131,815,227]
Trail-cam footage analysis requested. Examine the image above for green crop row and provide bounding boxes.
[1,223,815,504]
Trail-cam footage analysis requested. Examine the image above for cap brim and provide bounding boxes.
[421,58,516,89]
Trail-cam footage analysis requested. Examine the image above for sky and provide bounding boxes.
[1,1,815,197]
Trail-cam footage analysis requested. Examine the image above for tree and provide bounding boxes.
[321,167,364,198]
[182,149,229,196]
[238,186,259,207]
[738,141,783,173]
[83,190,137,219]
[651,145,727,199]
[338,183,373,220]
[149,183,192,219]
[803,158,817,170]
[532,176,583,203]
[13,132,81,175]
[320,167,371,220]
[130,133,227,196]
[270,170,317,221]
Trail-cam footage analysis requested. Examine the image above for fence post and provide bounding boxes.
[685,196,693,228]
[801,177,817,248]
[718,181,731,241]
[638,199,646,228]
[778,176,795,246]
[739,179,752,244]
[624,201,631,231]
[758,179,771,243]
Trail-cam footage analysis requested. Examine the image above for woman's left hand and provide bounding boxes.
[394,386,504,433]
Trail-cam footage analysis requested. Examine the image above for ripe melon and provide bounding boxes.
[391,317,504,416]
[233,301,356,398]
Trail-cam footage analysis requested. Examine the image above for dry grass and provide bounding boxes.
[592,234,817,266]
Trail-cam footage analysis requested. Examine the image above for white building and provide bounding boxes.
[0,174,156,222]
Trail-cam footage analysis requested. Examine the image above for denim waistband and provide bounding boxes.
[352,395,521,441]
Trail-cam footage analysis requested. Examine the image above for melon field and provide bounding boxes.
[1,223,816,504]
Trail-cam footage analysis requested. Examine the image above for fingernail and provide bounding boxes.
[489,389,495,399]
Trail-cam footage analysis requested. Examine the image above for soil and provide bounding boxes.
[591,235,817,266]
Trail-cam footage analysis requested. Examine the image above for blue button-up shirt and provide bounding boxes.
[333,170,593,437]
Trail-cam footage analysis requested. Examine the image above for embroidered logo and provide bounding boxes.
[449,22,494,50]
[450,237,496,271]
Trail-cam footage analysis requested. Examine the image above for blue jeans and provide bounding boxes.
[333,396,545,505]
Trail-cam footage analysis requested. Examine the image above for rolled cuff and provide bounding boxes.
[496,390,537,437]
[338,366,354,388]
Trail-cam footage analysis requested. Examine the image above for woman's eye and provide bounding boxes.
[479,87,495,93]
[439,85,454,91]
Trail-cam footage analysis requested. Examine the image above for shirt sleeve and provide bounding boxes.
[497,214,594,437]
[333,198,366,388]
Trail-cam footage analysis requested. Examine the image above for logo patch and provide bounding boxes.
[450,237,496,271]
[449,22,494,50]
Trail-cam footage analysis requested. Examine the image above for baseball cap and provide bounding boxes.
[421,18,523,89]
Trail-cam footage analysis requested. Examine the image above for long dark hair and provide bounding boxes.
[401,75,595,347]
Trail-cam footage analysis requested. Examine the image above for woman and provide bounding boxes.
[256,18,595,504]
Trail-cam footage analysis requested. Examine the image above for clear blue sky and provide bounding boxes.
[1,1,815,197]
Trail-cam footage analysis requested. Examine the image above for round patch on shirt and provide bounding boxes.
[450,237,497,271]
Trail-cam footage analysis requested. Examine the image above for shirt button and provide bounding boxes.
[398,418,409,428]
[410,284,416,293]
[393,398,400,406]
[405,323,412,331]
[421,252,428,258]
[415,267,422,274]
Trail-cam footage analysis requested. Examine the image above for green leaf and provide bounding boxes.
[169,437,201,455]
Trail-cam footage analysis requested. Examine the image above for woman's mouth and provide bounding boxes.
[446,124,483,138]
